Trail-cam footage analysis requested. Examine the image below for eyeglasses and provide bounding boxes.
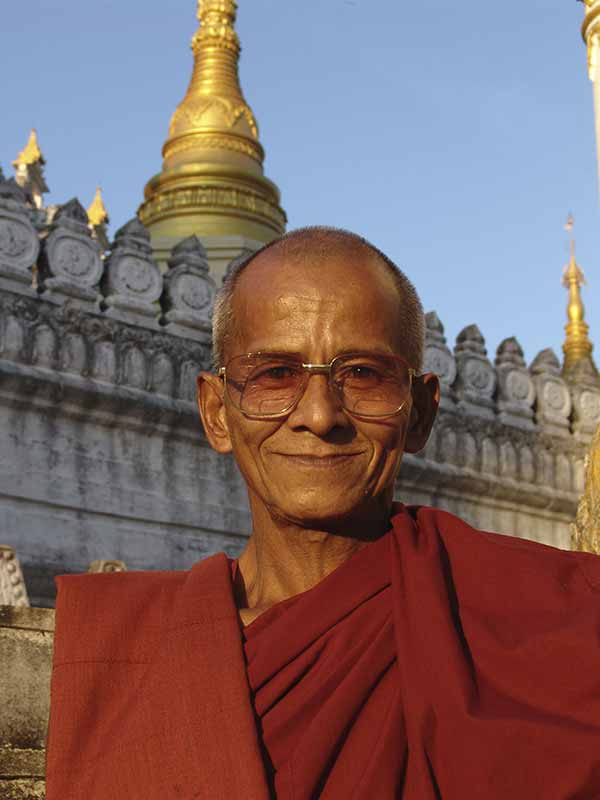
[218,351,416,420]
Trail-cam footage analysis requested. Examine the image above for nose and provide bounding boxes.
[286,373,350,436]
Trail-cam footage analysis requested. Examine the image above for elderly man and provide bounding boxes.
[46,228,600,800]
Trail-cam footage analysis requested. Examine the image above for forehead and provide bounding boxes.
[229,249,406,355]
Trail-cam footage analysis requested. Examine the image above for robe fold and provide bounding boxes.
[46,506,600,799]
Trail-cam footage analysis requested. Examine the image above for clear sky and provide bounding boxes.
[3,0,598,365]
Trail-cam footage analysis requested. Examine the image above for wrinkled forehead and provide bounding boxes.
[229,250,405,355]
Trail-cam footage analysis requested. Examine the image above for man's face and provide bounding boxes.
[198,249,438,531]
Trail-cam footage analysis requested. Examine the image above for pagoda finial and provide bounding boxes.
[87,186,109,227]
[138,0,286,274]
[562,214,594,370]
[13,129,44,167]
[165,0,259,154]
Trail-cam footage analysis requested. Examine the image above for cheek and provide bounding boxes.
[363,420,408,475]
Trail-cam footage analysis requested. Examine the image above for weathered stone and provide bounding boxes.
[0,605,53,793]
[38,198,104,309]
[161,235,215,343]
[530,349,571,436]
[495,337,535,430]
[0,178,39,286]
[224,246,254,279]
[102,218,163,323]
[0,547,29,607]
[88,559,127,572]
[454,324,496,418]
[423,311,456,408]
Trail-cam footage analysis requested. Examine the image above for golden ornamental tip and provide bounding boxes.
[561,217,593,367]
[13,128,44,167]
[87,186,109,227]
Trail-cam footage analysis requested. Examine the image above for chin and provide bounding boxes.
[267,487,376,531]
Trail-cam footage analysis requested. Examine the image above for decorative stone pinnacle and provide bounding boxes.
[13,129,44,167]
[87,186,109,227]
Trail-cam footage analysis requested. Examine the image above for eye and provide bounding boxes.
[250,362,301,385]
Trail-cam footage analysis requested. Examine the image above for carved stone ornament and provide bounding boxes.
[224,247,254,280]
[0,177,40,284]
[38,198,104,306]
[88,559,127,573]
[570,386,600,439]
[423,312,457,402]
[102,217,163,321]
[0,545,30,606]
[162,236,216,339]
[494,337,535,429]
[454,324,496,418]
[530,348,572,435]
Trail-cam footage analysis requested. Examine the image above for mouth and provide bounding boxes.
[271,453,364,467]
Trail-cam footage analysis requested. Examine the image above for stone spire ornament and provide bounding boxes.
[161,235,215,343]
[102,218,163,324]
[87,186,110,253]
[12,129,48,210]
[38,198,104,309]
[138,0,286,277]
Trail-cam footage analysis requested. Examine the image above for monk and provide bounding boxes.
[46,227,600,799]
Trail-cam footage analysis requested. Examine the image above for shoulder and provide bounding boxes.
[399,505,600,593]
[53,556,230,664]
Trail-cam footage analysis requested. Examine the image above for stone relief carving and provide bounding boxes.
[102,218,163,321]
[88,559,127,573]
[454,324,496,418]
[495,337,535,429]
[0,545,29,606]
[31,324,57,369]
[423,312,456,407]
[162,236,216,341]
[224,247,254,280]
[0,177,40,284]
[38,198,104,306]
[123,346,148,390]
[530,349,571,436]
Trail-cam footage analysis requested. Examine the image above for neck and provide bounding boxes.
[235,496,392,619]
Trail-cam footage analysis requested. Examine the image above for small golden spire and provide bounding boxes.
[87,186,109,227]
[562,214,594,369]
[13,129,44,167]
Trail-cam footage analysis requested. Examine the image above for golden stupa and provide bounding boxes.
[139,0,286,274]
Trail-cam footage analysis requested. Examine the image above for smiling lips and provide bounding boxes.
[272,452,363,467]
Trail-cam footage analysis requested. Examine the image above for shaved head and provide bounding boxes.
[212,226,424,370]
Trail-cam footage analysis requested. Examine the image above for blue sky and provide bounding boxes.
[3,0,598,365]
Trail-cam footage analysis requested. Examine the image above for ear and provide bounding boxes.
[404,372,440,454]
[196,372,233,454]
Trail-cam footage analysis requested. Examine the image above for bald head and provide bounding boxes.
[212,226,425,370]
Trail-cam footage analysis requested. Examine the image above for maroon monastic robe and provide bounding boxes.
[46,506,600,799]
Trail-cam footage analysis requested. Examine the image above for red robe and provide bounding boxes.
[46,506,600,799]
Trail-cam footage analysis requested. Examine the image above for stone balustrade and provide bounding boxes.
[0,182,598,605]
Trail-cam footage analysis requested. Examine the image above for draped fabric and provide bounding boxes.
[45,505,600,799]
[242,505,600,799]
[242,530,406,799]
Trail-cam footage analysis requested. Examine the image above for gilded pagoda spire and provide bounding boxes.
[139,0,286,273]
[87,186,109,227]
[12,129,44,167]
[561,215,595,373]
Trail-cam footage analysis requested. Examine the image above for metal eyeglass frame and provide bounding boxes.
[218,351,417,420]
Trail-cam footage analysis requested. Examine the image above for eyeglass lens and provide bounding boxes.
[226,354,411,418]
